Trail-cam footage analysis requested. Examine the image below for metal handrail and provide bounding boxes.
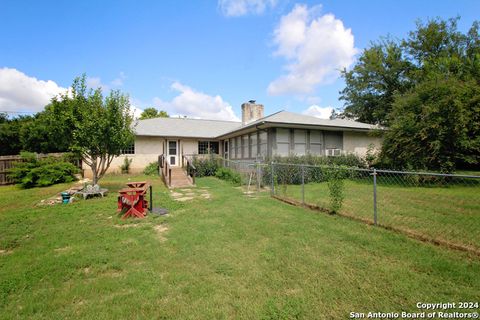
[158,154,172,186]
[182,155,197,184]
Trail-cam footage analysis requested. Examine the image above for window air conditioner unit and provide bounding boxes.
[326,149,341,156]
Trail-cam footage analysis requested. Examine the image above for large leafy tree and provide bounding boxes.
[381,77,480,172]
[56,75,135,184]
[0,115,34,156]
[20,101,74,153]
[340,17,480,171]
[139,107,169,119]
[340,40,412,126]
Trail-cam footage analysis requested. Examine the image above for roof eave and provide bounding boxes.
[215,121,378,139]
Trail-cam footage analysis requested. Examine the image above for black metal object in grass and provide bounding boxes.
[149,185,168,216]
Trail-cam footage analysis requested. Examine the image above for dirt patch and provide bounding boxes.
[154,224,169,242]
[176,196,194,202]
[54,246,71,253]
[170,188,212,202]
[102,269,124,278]
[113,223,142,229]
[171,192,183,197]
[0,249,13,255]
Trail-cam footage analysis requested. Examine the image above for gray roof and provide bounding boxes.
[134,117,241,138]
[134,111,379,139]
[253,111,376,129]
[217,111,379,137]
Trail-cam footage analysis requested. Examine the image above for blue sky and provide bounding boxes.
[1,0,479,120]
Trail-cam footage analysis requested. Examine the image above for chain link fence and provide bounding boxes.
[267,163,480,254]
[221,159,480,254]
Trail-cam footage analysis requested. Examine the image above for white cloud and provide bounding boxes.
[0,67,67,112]
[86,77,107,90]
[152,82,240,121]
[111,72,126,87]
[87,72,126,91]
[219,0,277,16]
[302,105,333,119]
[268,4,358,95]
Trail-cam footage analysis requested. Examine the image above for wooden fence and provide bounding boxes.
[0,153,81,185]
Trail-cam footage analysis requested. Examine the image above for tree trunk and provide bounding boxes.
[91,159,98,185]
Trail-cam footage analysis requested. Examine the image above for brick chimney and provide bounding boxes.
[241,100,264,125]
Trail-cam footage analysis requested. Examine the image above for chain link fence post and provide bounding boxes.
[373,168,377,225]
[270,162,275,196]
[256,162,261,192]
[301,165,305,205]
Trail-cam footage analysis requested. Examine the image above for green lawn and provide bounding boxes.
[280,179,480,252]
[1,175,479,319]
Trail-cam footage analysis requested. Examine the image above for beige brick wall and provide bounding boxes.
[82,136,165,178]
[180,139,199,155]
[343,131,383,157]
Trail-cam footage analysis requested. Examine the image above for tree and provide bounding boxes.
[139,107,169,119]
[340,17,480,171]
[57,75,135,184]
[0,115,34,156]
[380,77,480,172]
[20,101,74,153]
[340,40,412,126]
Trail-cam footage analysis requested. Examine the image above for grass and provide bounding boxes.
[280,179,480,252]
[0,175,479,319]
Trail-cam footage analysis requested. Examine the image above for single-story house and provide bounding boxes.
[82,101,382,177]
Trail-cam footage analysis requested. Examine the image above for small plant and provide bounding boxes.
[143,162,159,175]
[365,143,379,167]
[192,155,219,177]
[215,167,241,185]
[120,157,133,174]
[324,166,346,214]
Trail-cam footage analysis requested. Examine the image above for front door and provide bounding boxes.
[167,140,178,166]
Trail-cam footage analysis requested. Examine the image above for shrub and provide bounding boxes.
[215,167,241,185]
[262,154,366,186]
[8,152,79,188]
[192,155,219,177]
[143,162,159,175]
[120,157,133,174]
[324,167,347,213]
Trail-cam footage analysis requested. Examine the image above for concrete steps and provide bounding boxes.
[168,167,194,188]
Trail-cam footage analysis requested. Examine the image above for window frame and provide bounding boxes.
[121,143,135,155]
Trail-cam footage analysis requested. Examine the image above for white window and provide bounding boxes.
[198,141,219,154]
[121,143,135,154]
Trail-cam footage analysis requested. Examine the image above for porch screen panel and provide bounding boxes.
[259,131,267,157]
[309,130,323,155]
[235,137,241,159]
[276,128,290,156]
[293,130,306,155]
[242,135,249,159]
[250,133,257,158]
[324,131,343,149]
[230,138,236,159]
